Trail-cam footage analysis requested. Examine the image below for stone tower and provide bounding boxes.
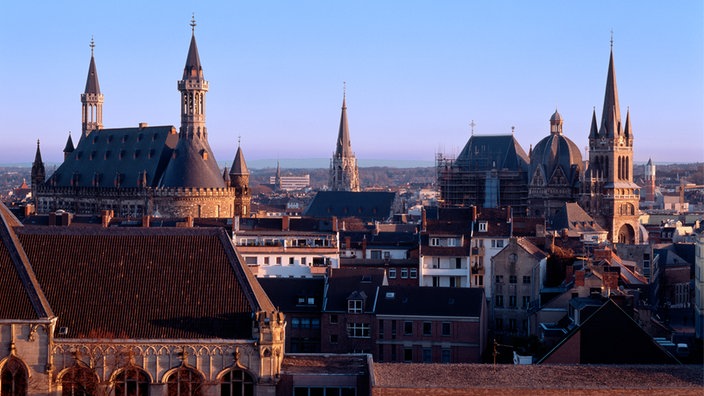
[81,38,103,137]
[31,139,45,194]
[159,17,226,190]
[329,89,360,191]
[581,44,640,244]
[230,144,251,217]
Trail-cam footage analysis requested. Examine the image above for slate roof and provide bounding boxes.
[258,277,324,313]
[15,226,273,339]
[376,286,483,318]
[48,126,178,188]
[551,202,604,235]
[84,54,101,94]
[158,134,227,188]
[0,204,53,320]
[454,134,529,172]
[230,146,249,176]
[539,299,679,364]
[323,268,385,313]
[305,191,396,222]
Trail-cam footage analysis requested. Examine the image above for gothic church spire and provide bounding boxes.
[81,37,103,137]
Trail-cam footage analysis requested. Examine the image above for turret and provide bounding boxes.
[63,132,75,160]
[81,38,103,137]
[230,142,251,217]
[31,139,45,192]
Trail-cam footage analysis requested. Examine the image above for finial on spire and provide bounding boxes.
[610,29,614,49]
[511,126,515,134]
[469,120,476,136]
[237,135,241,147]
[37,139,40,146]
[190,13,197,34]
[90,36,95,56]
[343,81,346,99]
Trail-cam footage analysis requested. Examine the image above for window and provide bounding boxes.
[301,257,307,265]
[495,275,503,283]
[378,320,384,339]
[509,275,517,284]
[448,238,457,247]
[291,318,300,328]
[347,323,370,338]
[113,366,149,396]
[441,322,451,336]
[479,222,487,232]
[166,366,203,396]
[391,320,397,338]
[430,237,440,246]
[221,369,254,396]
[509,319,517,331]
[401,269,408,279]
[509,295,517,308]
[371,250,382,259]
[495,295,504,307]
[410,268,417,279]
[61,363,98,396]
[289,257,295,265]
[330,334,338,344]
[496,240,504,248]
[1,357,27,396]
[263,257,270,265]
[432,276,440,287]
[300,318,311,329]
[474,275,483,286]
[403,348,413,362]
[455,258,462,269]
[311,318,320,329]
[523,296,531,309]
[422,348,432,363]
[441,349,451,363]
[422,322,432,336]
[244,256,257,265]
[495,318,503,330]
[348,300,363,313]
[329,314,338,324]
[275,257,282,265]
[404,321,413,335]
[378,345,385,362]
[523,276,531,284]
[388,268,397,279]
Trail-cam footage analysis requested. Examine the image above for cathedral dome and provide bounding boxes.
[529,113,582,186]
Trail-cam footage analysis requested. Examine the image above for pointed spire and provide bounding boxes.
[63,132,75,153]
[230,146,249,176]
[336,83,353,158]
[85,37,101,94]
[183,15,204,80]
[599,44,621,137]
[34,139,43,164]
[589,107,599,139]
[623,107,631,139]
[223,166,230,183]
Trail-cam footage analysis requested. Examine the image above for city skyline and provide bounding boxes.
[1,1,702,166]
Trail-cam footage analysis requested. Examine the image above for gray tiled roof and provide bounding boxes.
[48,126,178,188]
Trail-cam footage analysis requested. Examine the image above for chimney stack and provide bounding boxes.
[282,215,290,231]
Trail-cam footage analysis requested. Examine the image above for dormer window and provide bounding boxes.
[430,238,440,247]
[348,299,363,314]
[479,222,488,232]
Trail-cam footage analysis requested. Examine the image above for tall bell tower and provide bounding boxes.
[81,37,103,137]
[582,39,641,244]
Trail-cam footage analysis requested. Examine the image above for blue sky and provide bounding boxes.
[1,1,702,167]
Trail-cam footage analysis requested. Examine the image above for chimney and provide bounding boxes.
[101,210,113,228]
[604,268,619,292]
[362,236,367,260]
[139,122,148,129]
[344,236,352,250]
[506,206,512,222]
[421,207,427,232]
[186,215,194,228]
[471,205,477,222]
[282,215,290,231]
[49,212,56,226]
[373,221,380,236]
[142,215,151,228]
[332,216,338,232]
[62,212,71,226]
[565,263,575,283]
[575,269,585,287]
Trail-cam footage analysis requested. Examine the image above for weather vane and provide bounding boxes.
[610,29,614,49]
[237,135,241,147]
[469,120,476,135]
[190,13,197,34]
[90,36,95,56]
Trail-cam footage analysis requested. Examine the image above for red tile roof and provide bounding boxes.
[15,226,273,339]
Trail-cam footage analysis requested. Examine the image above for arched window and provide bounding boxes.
[61,364,98,396]
[166,367,203,396]
[220,369,253,396]
[113,366,149,396]
[1,357,28,396]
